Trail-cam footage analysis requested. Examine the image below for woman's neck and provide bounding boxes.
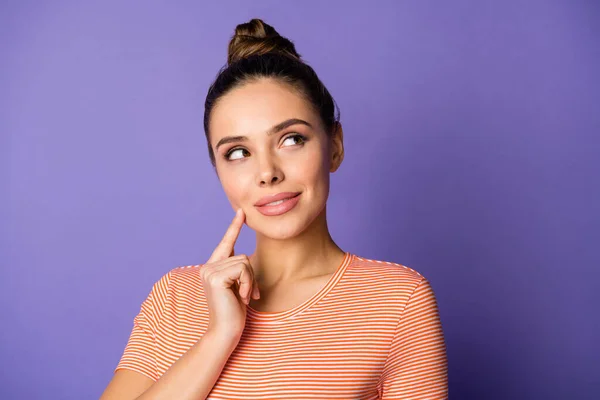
[249,208,345,287]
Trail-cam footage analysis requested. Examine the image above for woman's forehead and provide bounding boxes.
[210,80,318,136]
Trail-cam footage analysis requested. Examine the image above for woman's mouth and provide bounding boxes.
[255,193,301,216]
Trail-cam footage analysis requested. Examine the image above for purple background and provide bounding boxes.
[2,1,599,399]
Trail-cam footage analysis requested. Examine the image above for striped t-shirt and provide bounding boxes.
[115,252,448,399]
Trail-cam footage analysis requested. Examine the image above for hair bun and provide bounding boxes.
[227,19,301,65]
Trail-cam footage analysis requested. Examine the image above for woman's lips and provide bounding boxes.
[254,193,301,216]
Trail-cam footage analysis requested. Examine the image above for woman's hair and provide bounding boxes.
[204,18,340,167]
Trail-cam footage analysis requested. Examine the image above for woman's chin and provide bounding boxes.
[247,216,305,240]
[255,225,302,240]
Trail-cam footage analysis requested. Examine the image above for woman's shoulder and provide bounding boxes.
[349,253,428,285]
[143,263,205,304]
[343,254,440,321]
[167,262,205,288]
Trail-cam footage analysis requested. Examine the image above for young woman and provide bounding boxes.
[101,18,448,400]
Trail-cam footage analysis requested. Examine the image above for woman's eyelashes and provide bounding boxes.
[223,134,308,161]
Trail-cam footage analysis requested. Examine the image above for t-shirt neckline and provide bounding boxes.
[246,252,354,323]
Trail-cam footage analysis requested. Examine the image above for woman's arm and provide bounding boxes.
[100,328,241,400]
[379,278,448,399]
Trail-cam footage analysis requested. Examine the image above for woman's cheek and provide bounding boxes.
[224,179,250,210]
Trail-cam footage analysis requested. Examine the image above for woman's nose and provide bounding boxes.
[257,154,283,186]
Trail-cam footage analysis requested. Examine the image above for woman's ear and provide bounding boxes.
[330,122,345,173]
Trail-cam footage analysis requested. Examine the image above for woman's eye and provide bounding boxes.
[226,148,248,161]
[282,134,306,147]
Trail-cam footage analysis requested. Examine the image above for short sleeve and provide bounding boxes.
[114,271,172,382]
[379,278,448,399]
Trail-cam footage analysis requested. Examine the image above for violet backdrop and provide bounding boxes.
[2,1,599,399]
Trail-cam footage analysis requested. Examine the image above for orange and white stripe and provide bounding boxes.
[115,252,448,399]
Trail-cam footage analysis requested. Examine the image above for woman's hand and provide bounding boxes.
[200,208,260,339]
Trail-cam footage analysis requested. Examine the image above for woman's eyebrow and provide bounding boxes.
[215,118,312,151]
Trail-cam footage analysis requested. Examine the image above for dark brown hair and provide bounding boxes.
[203,18,340,166]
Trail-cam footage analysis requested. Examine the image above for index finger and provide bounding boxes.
[207,208,245,263]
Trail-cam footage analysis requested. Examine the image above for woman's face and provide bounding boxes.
[209,78,343,239]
